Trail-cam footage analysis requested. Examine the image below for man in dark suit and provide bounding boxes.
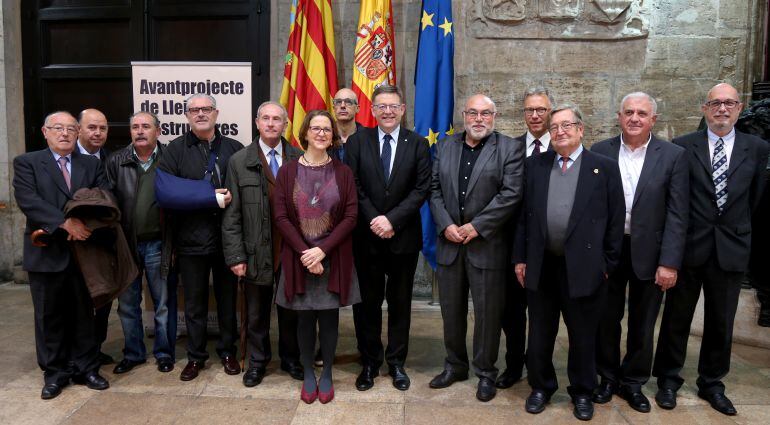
[497,86,556,390]
[345,85,432,392]
[591,92,689,413]
[13,111,111,399]
[653,83,769,416]
[514,103,625,420]
[77,108,114,365]
[428,94,525,402]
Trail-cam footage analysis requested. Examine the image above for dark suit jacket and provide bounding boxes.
[513,148,625,298]
[344,126,432,254]
[674,129,769,271]
[13,149,108,273]
[591,135,689,280]
[431,131,525,269]
[515,132,554,156]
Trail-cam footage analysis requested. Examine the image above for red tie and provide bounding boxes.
[561,156,569,174]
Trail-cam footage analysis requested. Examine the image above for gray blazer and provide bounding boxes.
[430,131,525,269]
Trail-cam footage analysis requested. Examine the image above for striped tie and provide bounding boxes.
[712,137,728,214]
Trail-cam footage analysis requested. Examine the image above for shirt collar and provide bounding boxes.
[50,149,72,162]
[619,133,651,153]
[707,127,736,144]
[77,140,101,158]
[556,145,584,163]
[259,138,283,157]
[378,125,400,142]
[526,131,551,146]
[132,144,159,162]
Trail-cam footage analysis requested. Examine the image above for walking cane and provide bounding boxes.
[238,276,248,371]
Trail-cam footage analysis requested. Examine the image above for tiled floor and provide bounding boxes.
[0,281,768,424]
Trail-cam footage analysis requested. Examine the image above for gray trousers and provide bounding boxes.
[437,248,506,381]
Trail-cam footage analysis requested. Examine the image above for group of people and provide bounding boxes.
[13,81,766,420]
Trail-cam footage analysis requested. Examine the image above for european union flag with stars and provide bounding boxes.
[414,0,454,269]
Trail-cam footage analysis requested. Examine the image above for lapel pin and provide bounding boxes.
[594,168,599,174]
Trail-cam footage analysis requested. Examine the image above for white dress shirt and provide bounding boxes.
[618,134,651,234]
[378,125,400,175]
[77,140,102,159]
[707,128,735,167]
[259,139,284,168]
[526,132,551,158]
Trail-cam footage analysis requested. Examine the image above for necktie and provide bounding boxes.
[533,139,542,155]
[712,137,728,214]
[58,156,71,190]
[381,134,392,182]
[561,156,570,174]
[268,149,279,178]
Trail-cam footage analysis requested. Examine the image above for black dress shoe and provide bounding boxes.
[525,390,551,414]
[655,388,677,410]
[98,352,115,365]
[72,372,109,390]
[242,366,266,387]
[280,361,304,381]
[476,377,497,402]
[572,395,594,421]
[618,386,651,413]
[592,380,616,404]
[157,358,175,373]
[180,360,205,381]
[113,358,146,374]
[698,391,737,416]
[221,355,241,375]
[429,369,468,389]
[495,369,522,389]
[41,383,64,400]
[355,365,378,391]
[388,365,410,391]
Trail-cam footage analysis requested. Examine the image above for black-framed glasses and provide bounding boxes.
[187,106,216,114]
[333,98,358,106]
[463,110,496,119]
[704,99,740,111]
[309,126,333,135]
[524,107,549,116]
[45,125,78,134]
[549,122,580,132]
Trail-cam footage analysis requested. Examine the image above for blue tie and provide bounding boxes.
[269,149,279,178]
[381,134,392,182]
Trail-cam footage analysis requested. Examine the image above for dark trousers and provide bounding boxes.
[596,237,664,391]
[353,249,418,368]
[436,248,506,380]
[500,270,527,377]
[177,253,237,362]
[527,254,605,397]
[653,257,743,395]
[94,302,112,349]
[28,262,99,385]
[244,283,300,368]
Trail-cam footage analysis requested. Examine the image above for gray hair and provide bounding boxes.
[524,86,555,107]
[129,111,161,128]
[550,102,584,124]
[256,101,288,121]
[620,92,658,114]
[185,93,217,109]
[43,111,76,126]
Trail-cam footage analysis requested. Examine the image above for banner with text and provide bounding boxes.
[131,62,252,145]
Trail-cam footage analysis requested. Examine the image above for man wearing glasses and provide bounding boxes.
[653,83,769,416]
[514,103,624,420]
[330,88,364,162]
[157,93,243,381]
[344,85,431,392]
[429,94,524,402]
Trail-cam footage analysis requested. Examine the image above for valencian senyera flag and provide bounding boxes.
[280,0,339,147]
[414,0,454,270]
[352,0,397,127]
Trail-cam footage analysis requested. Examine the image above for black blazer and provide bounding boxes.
[591,136,689,280]
[344,127,431,254]
[13,149,108,272]
[674,129,769,272]
[513,148,625,298]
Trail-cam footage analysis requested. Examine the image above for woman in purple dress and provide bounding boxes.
[272,110,360,404]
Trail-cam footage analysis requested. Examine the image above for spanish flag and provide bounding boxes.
[351,0,397,127]
[280,0,339,146]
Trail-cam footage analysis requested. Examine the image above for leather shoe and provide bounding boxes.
[355,365,378,391]
[429,369,468,389]
[72,372,109,390]
[280,361,304,381]
[242,366,266,387]
[98,351,115,365]
[572,395,594,421]
[41,383,64,400]
[618,386,651,413]
[388,365,410,391]
[655,388,677,410]
[476,377,497,402]
[157,358,174,373]
[698,391,737,416]
[113,358,146,374]
[180,360,205,381]
[525,390,551,414]
[495,369,522,389]
[592,380,616,404]
[221,355,241,375]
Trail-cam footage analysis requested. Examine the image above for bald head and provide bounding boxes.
[78,108,109,154]
[702,83,743,137]
[333,88,360,124]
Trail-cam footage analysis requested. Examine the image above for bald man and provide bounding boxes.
[330,88,364,162]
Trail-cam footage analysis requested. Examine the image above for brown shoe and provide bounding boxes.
[180,361,205,381]
[221,355,241,375]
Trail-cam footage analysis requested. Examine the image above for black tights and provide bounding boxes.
[297,309,339,393]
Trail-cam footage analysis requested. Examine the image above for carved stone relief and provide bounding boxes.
[469,0,648,40]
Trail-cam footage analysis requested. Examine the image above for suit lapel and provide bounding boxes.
[632,138,661,207]
[466,133,497,196]
[726,133,748,179]
[366,129,387,186]
[42,152,73,197]
[566,149,595,239]
[535,152,554,239]
[446,137,463,200]
[387,129,410,187]
[69,152,85,191]
[257,146,276,185]
[692,131,713,177]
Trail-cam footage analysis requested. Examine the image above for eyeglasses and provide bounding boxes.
[549,122,581,132]
[524,107,549,117]
[309,126,333,135]
[333,98,358,106]
[463,110,496,119]
[187,106,216,115]
[45,125,79,134]
[372,104,403,112]
[704,99,740,111]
